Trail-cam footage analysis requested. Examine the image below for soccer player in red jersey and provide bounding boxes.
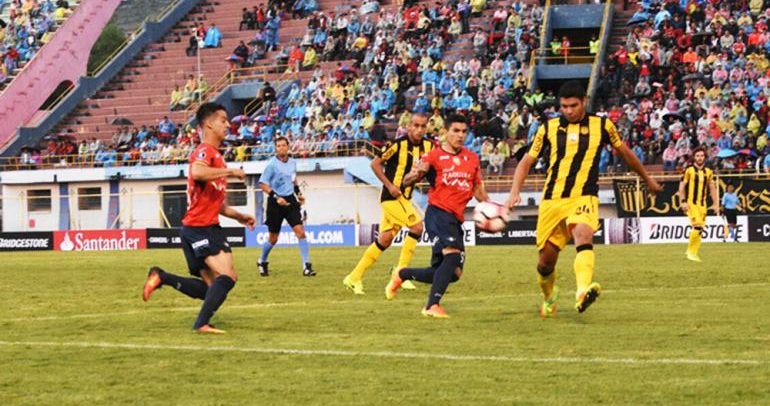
[385,114,489,318]
[143,103,256,334]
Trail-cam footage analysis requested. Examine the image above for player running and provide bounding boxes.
[505,81,661,318]
[143,103,256,334]
[679,147,719,261]
[385,114,489,318]
[342,112,434,295]
[257,136,315,276]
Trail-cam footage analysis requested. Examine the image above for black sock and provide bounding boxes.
[193,275,235,329]
[160,272,208,300]
[399,267,435,283]
[427,253,463,308]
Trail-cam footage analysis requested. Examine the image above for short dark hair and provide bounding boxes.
[558,81,586,99]
[274,136,289,146]
[444,113,468,129]
[196,103,227,126]
[693,146,707,157]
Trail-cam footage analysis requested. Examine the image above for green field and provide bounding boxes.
[1,244,769,405]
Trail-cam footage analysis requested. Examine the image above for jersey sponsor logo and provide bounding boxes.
[439,155,450,160]
[197,151,206,160]
[191,239,210,249]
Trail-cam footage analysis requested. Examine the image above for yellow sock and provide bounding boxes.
[537,271,556,300]
[574,248,595,295]
[349,243,383,281]
[688,229,702,255]
[397,233,419,270]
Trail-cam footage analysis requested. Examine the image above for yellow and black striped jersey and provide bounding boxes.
[528,115,623,200]
[681,165,714,207]
[379,136,434,202]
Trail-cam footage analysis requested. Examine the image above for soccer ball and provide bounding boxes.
[473,201,509,233]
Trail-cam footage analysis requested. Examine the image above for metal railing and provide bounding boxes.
[185,64,299,114]
[531,46,596,64]
[0,140,379,171]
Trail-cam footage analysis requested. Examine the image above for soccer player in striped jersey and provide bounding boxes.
[506,81,662,318]
[343,112,434,294]
[679,147,719,262]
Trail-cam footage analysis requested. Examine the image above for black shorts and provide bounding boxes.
[180,225,232,276]
[724,208,738,224]
[265,195,303,233]
[424,205,466,269]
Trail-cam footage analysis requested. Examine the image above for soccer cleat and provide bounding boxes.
[540,286,560,319]
[575,282,601,313]
[686,252,702,262]
[142,266,164,302]
[257,262,269,277]
[421,304,450,318]
[342,275,365,295]
[401,279,417,290]
[385,268,404,300]
[195,324,226,334]
[303,262,316,277]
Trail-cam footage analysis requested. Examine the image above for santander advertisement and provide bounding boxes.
[54,230,147,252]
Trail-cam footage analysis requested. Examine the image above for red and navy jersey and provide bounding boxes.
[183,143,227,227]
[422,146,482,221]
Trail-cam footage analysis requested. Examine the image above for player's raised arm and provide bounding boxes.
[606,120,662,194]
[191,161,244,181]
[403,158,430,187]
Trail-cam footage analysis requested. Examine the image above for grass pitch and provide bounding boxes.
[1,243,769,405]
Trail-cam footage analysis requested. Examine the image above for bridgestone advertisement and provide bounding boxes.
[146,228,246,248]
[0,232,54,251]
[639,216,749,243]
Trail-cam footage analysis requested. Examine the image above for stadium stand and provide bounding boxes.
[594,0,770,173]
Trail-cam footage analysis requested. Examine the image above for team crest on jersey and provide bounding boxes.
[569,133,578,142]
[580,126,589,135]
[452,157,461,165]
[197,151,206,159]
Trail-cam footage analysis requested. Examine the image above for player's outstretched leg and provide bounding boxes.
[686,227,703,262]
[143,266,208,302]
[387,265,434,300]
[193,253,237,334]
[574,244,601,313]
[421,252,463,318]
[344,239,388,295]
[396,230,422,290]
[536,243,560,318]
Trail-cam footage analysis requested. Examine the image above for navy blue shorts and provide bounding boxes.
[424,205,466,269]
[180,225,232,276]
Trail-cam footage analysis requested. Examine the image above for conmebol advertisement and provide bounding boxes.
[245,225,356,247]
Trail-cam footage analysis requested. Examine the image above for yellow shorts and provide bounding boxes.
[380,196,422,234]
[536,196,600,250]
[687,204,707,228]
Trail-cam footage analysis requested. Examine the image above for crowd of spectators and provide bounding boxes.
[0,0,75,84]
[593,0,770,173]
[29,0,770,177]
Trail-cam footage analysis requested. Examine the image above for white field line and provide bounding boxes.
[7,282,770,323]
[0,340,763,366]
